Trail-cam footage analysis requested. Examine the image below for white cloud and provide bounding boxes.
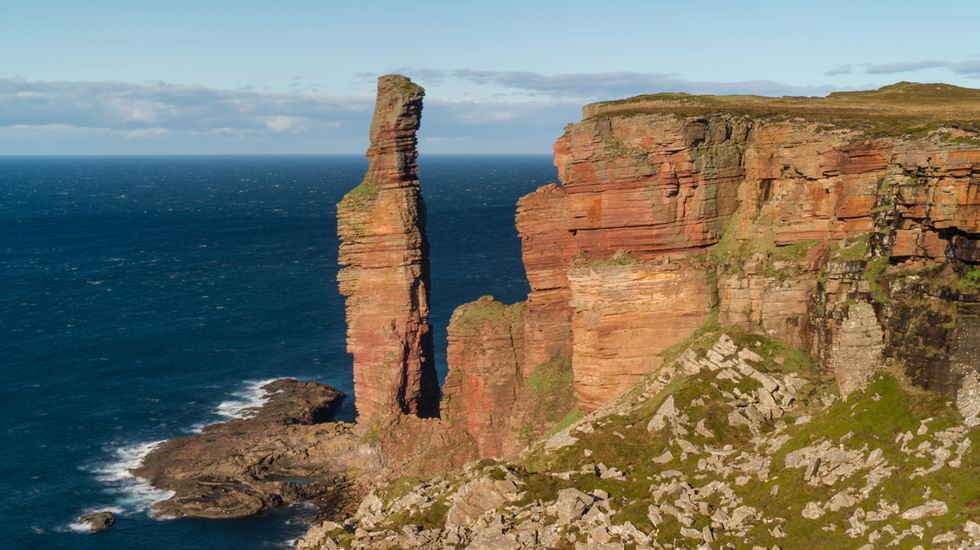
[126,127,172,139]
[393,68,834,100]
[0,77,370,134]
[261,115,309,133]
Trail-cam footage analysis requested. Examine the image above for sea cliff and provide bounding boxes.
[299,79,980,549]
[134,77,980,548]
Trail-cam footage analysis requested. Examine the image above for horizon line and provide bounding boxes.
[0,152,554,158]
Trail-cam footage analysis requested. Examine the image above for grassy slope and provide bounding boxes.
[362,322,978,548]
[505,324,979,548]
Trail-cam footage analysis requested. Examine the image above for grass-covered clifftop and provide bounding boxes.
[583,82,980,138]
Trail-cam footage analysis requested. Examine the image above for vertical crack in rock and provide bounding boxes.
[337,74,438,421]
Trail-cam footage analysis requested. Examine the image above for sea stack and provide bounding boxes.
[337,74,439,421]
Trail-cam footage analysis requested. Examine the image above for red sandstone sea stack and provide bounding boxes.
[337,74,439,421]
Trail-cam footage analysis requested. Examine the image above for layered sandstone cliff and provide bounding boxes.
[340,80,979,464]
[300,81,980,549]
[553,84,979,412]
[337,75,439,421]
[440,83,979,450]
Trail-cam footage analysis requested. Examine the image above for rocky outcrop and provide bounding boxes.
[337,75,438,421]
[440,296,579,458]
[133,379,362,519]
[505,112,749,414]
[302,331,980,550]
[441,297,526,458]
[552,113,745,259]
[77,511,115,532]
[515,184,575,371]
[298,81,980,549]
[829,301,884,397]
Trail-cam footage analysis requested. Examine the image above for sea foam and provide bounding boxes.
[90,441,175,515]
[86,378,284,523]
[214,378,280,420]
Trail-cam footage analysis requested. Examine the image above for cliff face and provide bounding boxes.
[337,75,439,421]
[371,81,980,465]
[303,81,980,549]
[440,83,979,448]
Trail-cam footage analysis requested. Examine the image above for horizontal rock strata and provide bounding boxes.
[337,74,438,421]
[507,86,980,412]
[568,260,716,411]
[441,297,526,458]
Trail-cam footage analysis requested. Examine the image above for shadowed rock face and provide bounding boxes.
[337,75,439,421]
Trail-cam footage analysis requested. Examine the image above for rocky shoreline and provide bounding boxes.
[131,379,369,521]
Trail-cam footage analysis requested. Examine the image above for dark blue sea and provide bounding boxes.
[0,155,554,549]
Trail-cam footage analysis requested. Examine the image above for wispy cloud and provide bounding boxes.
[950,60,980,77]
[390,68,833,100]
[0,77,370,135]
[846,58,980,78]
[0,76,587,153]
[863,60,946,74]
[825,64,852,76]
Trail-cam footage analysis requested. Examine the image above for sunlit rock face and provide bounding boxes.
[513,95,979,411]
[337,75,438,422]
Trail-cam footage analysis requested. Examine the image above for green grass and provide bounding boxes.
[376,475,425,506]
[338,178,380,210]
[583,82,980,139]
[762,240,819,279]
[453,296,526,327]
[761,374,980,548]
[383,499,449,530]
[512,356,579,447]
[363,327,980,548]
[863,256,892,303]
[545,408,584,438]
[948,135,980,146]
[834,234,870,261]
[961,267,980,292]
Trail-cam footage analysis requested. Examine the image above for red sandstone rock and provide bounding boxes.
[436,85,979,441]
[337,75,438,421]
[441,297,526,458]
[515,184,576,371]
[568,260,716,411]
[552,114,744,259]
[512,107,978,412]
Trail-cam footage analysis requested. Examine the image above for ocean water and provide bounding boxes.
[0,155,555,549]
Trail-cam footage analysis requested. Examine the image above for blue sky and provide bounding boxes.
[1,0,978,154]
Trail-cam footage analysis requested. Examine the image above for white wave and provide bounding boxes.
[214,378,280,420]
[65,505,127,533]
[66,521,96,533]
[82,378,287,525]
[90,441,175,515]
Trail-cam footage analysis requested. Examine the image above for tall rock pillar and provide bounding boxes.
[337,74,438,421]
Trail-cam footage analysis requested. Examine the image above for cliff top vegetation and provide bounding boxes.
[584,82,980,138]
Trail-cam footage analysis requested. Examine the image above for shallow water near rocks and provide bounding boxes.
[0,155,553,549]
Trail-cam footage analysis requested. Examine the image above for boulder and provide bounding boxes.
[77,511,114,532]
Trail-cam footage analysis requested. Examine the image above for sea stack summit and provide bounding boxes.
[337,74,439,421]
